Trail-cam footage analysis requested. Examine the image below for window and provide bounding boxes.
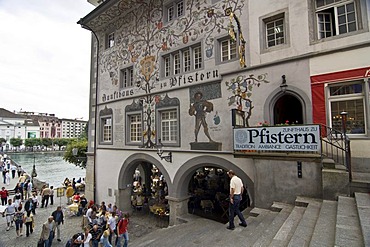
[107,32,115,48]
[160,109,178,143]
[261,12,287,51]
[328,81,366,134]
[221,38,237,62]
[165,0,184,22]
[162,44,202,77]
[128,114,142,143]
[315,0,358,39]
[101,117,112,143]
[266,18,285,47]
[120,67,134,88]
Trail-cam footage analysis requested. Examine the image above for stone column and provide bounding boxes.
[117,187,133,214]
[166,196,190,226]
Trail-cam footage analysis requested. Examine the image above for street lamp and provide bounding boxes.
[31,150,37,184]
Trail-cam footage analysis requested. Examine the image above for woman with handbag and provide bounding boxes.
[14,205,25,237]
[23,210,34,237]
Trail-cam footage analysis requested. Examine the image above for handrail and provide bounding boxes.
[320,124,351,181]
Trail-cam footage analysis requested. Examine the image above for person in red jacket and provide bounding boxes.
[0,186,8,205]
[116,213,130,247]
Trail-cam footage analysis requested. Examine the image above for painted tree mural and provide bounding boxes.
[225,74,269,127]
[95,0,245,148]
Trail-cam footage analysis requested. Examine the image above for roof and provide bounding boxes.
[0,108,25,119]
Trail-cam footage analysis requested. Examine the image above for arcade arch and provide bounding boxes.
[116,154,254,225]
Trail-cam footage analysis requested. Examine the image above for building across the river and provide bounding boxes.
[79,0,370,225]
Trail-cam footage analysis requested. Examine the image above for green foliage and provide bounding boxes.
[10,138,23,147]
[63,139,88,169]
[41,138,52,147]
[0,138,6,145]
[24,138,41,147]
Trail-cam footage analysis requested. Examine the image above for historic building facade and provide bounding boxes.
[79,0,370,224]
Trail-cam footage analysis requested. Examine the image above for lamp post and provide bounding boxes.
[31,149,37,185]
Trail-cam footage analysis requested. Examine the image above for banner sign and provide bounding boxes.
[234,125,321,152]
[56,187,65,197]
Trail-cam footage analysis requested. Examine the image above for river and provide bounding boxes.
[8,152,86,188]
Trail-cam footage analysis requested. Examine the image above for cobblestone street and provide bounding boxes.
[0,176,162,247]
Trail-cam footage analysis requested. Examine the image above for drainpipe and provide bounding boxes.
[78,21,99,202]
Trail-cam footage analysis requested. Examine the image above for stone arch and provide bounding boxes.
[170,155,254,203]
[263,85,313,125]
[116,153,172,212]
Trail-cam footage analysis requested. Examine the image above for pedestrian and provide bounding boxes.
[90,224,102,247]
[79,225,92,247]
[66,183,74,205]
[18,172,27,199]
[2,198,16,231]
[116,213,130,247]
[0,186,9,205]
[26,180,33,199]
[40,216,56,247]
[100,230,112,247]
[13,189,22,208]
[24,198,34,214]
[31,192,38,215]
[11,163,17,179]
[23,210,35,237]
[14,205,24,237]
[5,170,10,185]
[107,211,117,244]
[226,170,247,230]
[50,186,54,205]
[17,165,23,177]
[51,206,64,242]
[3,168,7,184]
[41,185,51,208]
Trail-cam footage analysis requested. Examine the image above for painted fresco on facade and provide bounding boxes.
[225,74,269,127]
[93,0,244,148]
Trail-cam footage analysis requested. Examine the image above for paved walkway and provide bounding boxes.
[0,170,161,247]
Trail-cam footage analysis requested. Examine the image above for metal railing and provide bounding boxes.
[320,124,352,180]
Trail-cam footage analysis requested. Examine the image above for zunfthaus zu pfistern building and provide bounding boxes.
[79,0,370,225]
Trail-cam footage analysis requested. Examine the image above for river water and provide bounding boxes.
[8,152,86,188]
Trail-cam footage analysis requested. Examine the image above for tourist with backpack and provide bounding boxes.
[116,213,130,247]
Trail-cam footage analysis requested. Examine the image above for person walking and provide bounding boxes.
[51,206,64,242]
[3,198,16,231]
[49,186,54,205]
[41,185,51,208]
[107,211,117,244]
[23,210,35,237]
[90,224,102,247]
[10,163,17,179]
[226,170,247,230]
[14,205,25,237]
[24,198,34,214]
[0,186,9,205]
[116,213,130,247]
[31,192,38,215]
[5,170,10,185]
[40,216,56,247]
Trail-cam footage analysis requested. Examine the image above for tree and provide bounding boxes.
[0,138,6,151]
[63,139,88,168]
[10,138,23,150]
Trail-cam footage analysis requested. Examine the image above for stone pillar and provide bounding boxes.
[166,196,190,226]
[117,187,133,214]
[84,152,95,201]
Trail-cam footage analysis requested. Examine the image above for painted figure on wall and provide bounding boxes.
[189,92,214,142]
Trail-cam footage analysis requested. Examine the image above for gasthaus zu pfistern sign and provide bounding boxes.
[234,125,321,152]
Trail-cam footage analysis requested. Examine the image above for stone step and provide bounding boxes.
[335,196,364,247]
[288,199,322,247]
[352,172,370,183]
[243,210,280,247]
[252,203,294,247]
[309,200,337,247]
[268,206,306,247]
[355,192,370,247]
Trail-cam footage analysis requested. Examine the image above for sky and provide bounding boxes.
[0,0,95,120]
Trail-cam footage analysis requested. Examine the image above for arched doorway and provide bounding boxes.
[188,166,250,223]
[172,156,254,225]
[274,94,303,125]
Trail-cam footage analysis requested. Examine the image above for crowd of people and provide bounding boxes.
[0,154,130,247]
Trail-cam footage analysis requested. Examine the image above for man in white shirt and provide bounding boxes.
[107,211,117,244]
[227,170,247,230]
[2,198,16,231]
